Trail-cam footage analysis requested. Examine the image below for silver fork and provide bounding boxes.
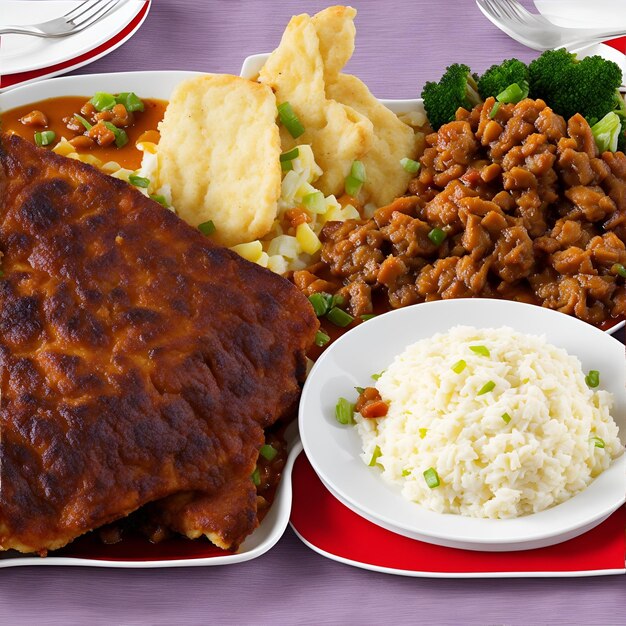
[476,0,626,51]
[0,0,121,37]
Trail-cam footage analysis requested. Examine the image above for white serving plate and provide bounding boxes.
[0,0,149,75]
[299,298,626,552]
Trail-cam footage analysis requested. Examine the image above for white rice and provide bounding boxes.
[355,326,623,519]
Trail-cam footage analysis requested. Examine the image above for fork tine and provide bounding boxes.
[500,0,532,22]
[62,0,104,21]
[72,0,119,27]
[483,0,504,19]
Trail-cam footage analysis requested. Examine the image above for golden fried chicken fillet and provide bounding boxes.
[0,133,318,554]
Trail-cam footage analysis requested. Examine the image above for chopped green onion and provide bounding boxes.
[277,102,305,138]
[489,101,501,119]
[331,294,345,308]
[89,91,117,111]
[470,345,490,357]
[612,263,626,278]
[280,147,299,162]
[350,160,366,182]
[314,330,330,347]
[496,81,529,104]
[326,306,354,327]
[303,191,326,214]
[360,313,377,321]
[251,467,261,486]
[74,113,93,131]
[585,370,600,388]
[477,380,496,396]
[115,92,144,112]
[150,194,169,208]
[501,412,511,424]
[34,130,56,147]
[259,444,278,461]
[451,359,466,374]
[419,428,428,439]
[400,157,420,173]
[355,386,365,394]
[423,467,440,489]
[335,397,354,425]
[401,469,411,477]
[591,111,621,153]
[281,160,294,172]
[344,175,363,197]
[198,220,216,236]
[308,292,332,316]
[102,121,129,148]
[128,174,150,188]
[371,370,385,381]
[368,445,382,467]
[427,227,446,246]
[589,436,605,449]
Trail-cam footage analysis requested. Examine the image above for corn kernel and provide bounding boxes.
[230,240,263,263]
[296,222,321,255]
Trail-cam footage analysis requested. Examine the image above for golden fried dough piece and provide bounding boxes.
[259,13,374,197]
[157,74,281,246]
[0,134,317,554]
[311,7,420,206]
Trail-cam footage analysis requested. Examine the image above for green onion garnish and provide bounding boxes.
[451,359,466,374]
[308,292,332,316]
[280,147,299,162]
[150,194,169,208]
[371,370,385,381]
[590,436,605,449]
[501,413,511,424]
[423,467,440,489]
[585,370,600,388]
[303,191,326,214]
[427,227,446,246]
[277,102,305,138]
[488,101,501,119]
[355,386,365,394]
[326,306,354,327]
[314,330,330,347]
[400,157,421,173]
[496,81,529,104]
[477,381,496,396]
[102,121,129,148]
[419,428,428,439]
[360,314,377,321]
[34,130,56,147]
[331,294,345,307]
[368,445,382,467]
[251,467,261,486]
[128,174,150,188]
[344,175,363,196]
[90,92,117,111]
[198,220,216,236]
[470,345,490,357]
[115,92,144,112]
[74,113,93,131]
[335,397,354,425]
[281,160,293,172]
[259,444,278,461]
[402,469,411,477]
[344,160,367,196]
[612,263,626,278]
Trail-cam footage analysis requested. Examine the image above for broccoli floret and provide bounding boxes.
[528,49,623,122]
[421,64,482,130]
[477,58,529,99]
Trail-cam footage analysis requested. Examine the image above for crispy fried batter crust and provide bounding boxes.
[0,134,317,553]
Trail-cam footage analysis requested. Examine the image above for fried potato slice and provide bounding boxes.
[312,7,420,206]
[157,74,281,246]
[259,13,374,197]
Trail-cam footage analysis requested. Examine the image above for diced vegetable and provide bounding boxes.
[400,157,421,173]
[612,263,626,278]
[128,174,150,188]
[371,370,385,381]
[103,121,129,148]
[74,114,93,130]
[198,220,216,236]
[423,467,440,488]
[308,293,332,316]
[277,102,305,138]
[259,444,278,461]
[251,467,261,486]
[296,222,321,254]
[488,101,501,119]
[368,445,382,467]
[501,412,511,424]
[150,194,169,208]
[402,469,411,477]
[115,92,144,112]
[590,111,621,153]
[427,227,446,246]
[470,345,490,357]
[345,160,366,196]
[360,314,377,321]
[496,81,529,104]
[355,386,365,394]
[326,306,354,327]
[419,428,428,439]
[280,147,300,162]
[314,330,330,347]
[477,381,495,396]
[230,240,263,263]
[335,397,354,425]
[34,130,56,147]
[590,436,605,448]
[451,359,466,374]
[90,92,117,111]
[303,191,326,214]
[585,370,600,388]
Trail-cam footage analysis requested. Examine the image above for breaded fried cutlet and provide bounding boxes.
[0,133,318,554]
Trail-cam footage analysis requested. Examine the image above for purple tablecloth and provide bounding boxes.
[2,1,625,624]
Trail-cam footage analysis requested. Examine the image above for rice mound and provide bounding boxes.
[355,326,623,519]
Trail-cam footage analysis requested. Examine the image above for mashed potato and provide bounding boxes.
[355,326,623,519]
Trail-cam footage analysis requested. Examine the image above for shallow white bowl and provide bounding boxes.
[299,298,626,551]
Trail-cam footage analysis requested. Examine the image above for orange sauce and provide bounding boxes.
[1,96,167,169]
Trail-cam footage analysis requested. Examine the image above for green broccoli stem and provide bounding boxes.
[466,75,482,107]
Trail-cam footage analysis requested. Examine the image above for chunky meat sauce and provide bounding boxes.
[296,98,626,326]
